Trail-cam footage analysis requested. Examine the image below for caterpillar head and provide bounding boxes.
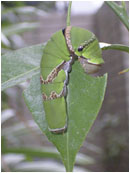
[75,37,104,65]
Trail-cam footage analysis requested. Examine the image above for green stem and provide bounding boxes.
[100,42,129,53]
[66,1,72,26]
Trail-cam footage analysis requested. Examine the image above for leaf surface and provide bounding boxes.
[1,44,44,91]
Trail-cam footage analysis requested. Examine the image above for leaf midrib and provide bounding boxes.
[66,131,70,171]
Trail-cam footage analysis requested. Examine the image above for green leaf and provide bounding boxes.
[23,61,107,171]
[105,1,129,31]
[1,44,44,91]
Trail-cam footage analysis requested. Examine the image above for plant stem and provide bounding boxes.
[99,42,129,53]
[66,1,72,26]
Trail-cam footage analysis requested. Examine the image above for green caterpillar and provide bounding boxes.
[40,26,104,133]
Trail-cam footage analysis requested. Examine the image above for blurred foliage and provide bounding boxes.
[1,1,46,53]
[37,1,56,12]
[1,1,56,11]
[2,1,25,7]
[2,116,96,171]
[93,113,128,171]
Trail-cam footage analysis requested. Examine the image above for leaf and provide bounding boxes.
[1,109,15,124]
[1,44,44,91]
[118,68,129,75]
[1,32,11,47]
[2,6,46,17]
[2,22,40,36]
[105,1,129,30]
[23,61,107,171]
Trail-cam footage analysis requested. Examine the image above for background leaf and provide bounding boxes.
[2,6,46,16]
[2,146,94,166]
[1,44,44,91]
[105,1,129,30]
[1,32,11,47]
[2,22,40,36]
[23,61,107,171]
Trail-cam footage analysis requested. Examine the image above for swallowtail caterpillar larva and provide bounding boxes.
[40,20,104,134]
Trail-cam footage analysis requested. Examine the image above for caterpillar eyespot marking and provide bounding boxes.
[78,46,83,52]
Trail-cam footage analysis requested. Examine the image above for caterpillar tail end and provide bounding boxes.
[48,124,67,134]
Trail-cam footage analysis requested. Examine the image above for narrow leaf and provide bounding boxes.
[105,1,129,30]
[3,146,93,166]
[2,22,40,36]
[23,61,107,171]
[118,68,129,75]
[1,32,11,47]
[99,42,129,53]
[2,6,46,16]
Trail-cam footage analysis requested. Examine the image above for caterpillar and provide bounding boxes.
[40,26,104,133]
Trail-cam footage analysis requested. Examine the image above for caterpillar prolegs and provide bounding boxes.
[40,26,104,133]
